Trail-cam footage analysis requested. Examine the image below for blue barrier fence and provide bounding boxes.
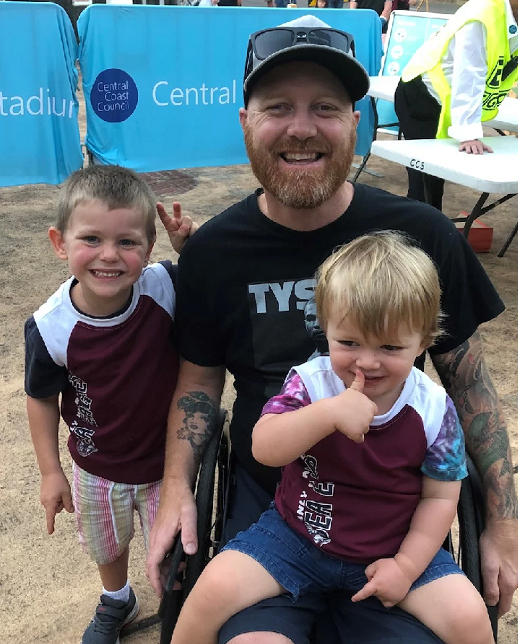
[0,3,383,185]
[0,2,83,187]
[78,6,382,171]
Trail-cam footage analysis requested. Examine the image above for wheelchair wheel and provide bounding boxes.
[182,409,228,597]
[158,535,185,644]
[457,472,481,591]
[214,424,231,550]
[455,455,498,640]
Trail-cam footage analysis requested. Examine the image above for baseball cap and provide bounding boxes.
[243,15,370,106]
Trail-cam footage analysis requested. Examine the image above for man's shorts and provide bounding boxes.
[222,506,464,600]
[218,460,447,644]
[72,462,161,565]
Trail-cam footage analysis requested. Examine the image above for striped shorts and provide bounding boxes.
[72,462,161,565]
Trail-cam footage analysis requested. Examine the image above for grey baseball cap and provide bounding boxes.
[243,15,370,106]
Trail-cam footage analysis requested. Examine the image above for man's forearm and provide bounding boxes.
[162,362,226,490]
[164,391,222,480]
[147,363,226,588]
[432,331,518,522]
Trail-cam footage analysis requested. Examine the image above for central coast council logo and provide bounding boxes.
[91,69,138,123]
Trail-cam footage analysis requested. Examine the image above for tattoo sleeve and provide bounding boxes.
[432,331,518,521]
[175,391,220,467]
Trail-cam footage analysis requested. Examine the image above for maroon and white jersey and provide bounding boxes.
[264,356,467,563]
[25,261,179,485]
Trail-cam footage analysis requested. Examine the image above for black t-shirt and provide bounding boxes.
[355,0,386,14]
[175,184,504,495]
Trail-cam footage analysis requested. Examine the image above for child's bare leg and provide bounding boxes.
[399,574,494,644]
[171,550,285,644]
[98,546,130,591]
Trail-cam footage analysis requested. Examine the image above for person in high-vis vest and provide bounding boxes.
[394,0,518,211]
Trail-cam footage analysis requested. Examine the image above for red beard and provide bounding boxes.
[243,125,356,210]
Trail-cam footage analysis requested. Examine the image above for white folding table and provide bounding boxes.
[368,75,401,102]
[370,136,518,256]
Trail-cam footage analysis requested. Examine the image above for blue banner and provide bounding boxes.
[0,2,83,187]
[377,10,449,132]
[78,6,382,171]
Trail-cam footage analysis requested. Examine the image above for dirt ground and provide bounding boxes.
[1,88,518,642]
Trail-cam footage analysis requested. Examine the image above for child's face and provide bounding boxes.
[326,313,426,415]
[317,0,326,7]
[49,199,153,316]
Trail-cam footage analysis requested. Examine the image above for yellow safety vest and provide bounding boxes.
[402,0,518,138]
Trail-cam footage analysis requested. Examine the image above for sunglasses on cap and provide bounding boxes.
[245,26,355,73]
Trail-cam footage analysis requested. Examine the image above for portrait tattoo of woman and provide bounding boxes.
[177,391,217,459]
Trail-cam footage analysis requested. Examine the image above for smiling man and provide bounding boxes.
[148,15,518,644]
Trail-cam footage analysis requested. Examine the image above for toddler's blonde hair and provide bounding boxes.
[315,231,444,348]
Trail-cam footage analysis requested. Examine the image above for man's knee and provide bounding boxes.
[227,633,294,644]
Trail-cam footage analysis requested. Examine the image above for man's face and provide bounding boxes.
[240,62,360,210]
[511,0,518,22]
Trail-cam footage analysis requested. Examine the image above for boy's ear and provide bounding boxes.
[144,241,155,266]
[48,227,68,260]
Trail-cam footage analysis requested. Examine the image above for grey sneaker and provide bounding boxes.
[82,588,139,644]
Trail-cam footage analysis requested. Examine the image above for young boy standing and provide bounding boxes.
[169,232,494,644]
[24,165,193,644]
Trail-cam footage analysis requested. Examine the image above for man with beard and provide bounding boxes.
[148,15,518,644]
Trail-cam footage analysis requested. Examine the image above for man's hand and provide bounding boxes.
[333,370,377,443]
[479,518,518,616]
[40,470,74,535]
[157,202,199,255]
[146,481,198,597]
[459,139,493,154]
[351,557,413,607]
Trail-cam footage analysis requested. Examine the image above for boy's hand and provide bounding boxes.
[333,370,377,443]
[157,202,199,254]
[40,471,74,535]
[351,557,413,607]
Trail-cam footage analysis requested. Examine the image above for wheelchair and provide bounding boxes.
[158,408,499,644]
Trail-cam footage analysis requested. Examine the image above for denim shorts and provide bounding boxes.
[222,506,464,602]
[218,461,447,644]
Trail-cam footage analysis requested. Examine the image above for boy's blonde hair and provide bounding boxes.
[56,165,157,243]
[315,231,444,349]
